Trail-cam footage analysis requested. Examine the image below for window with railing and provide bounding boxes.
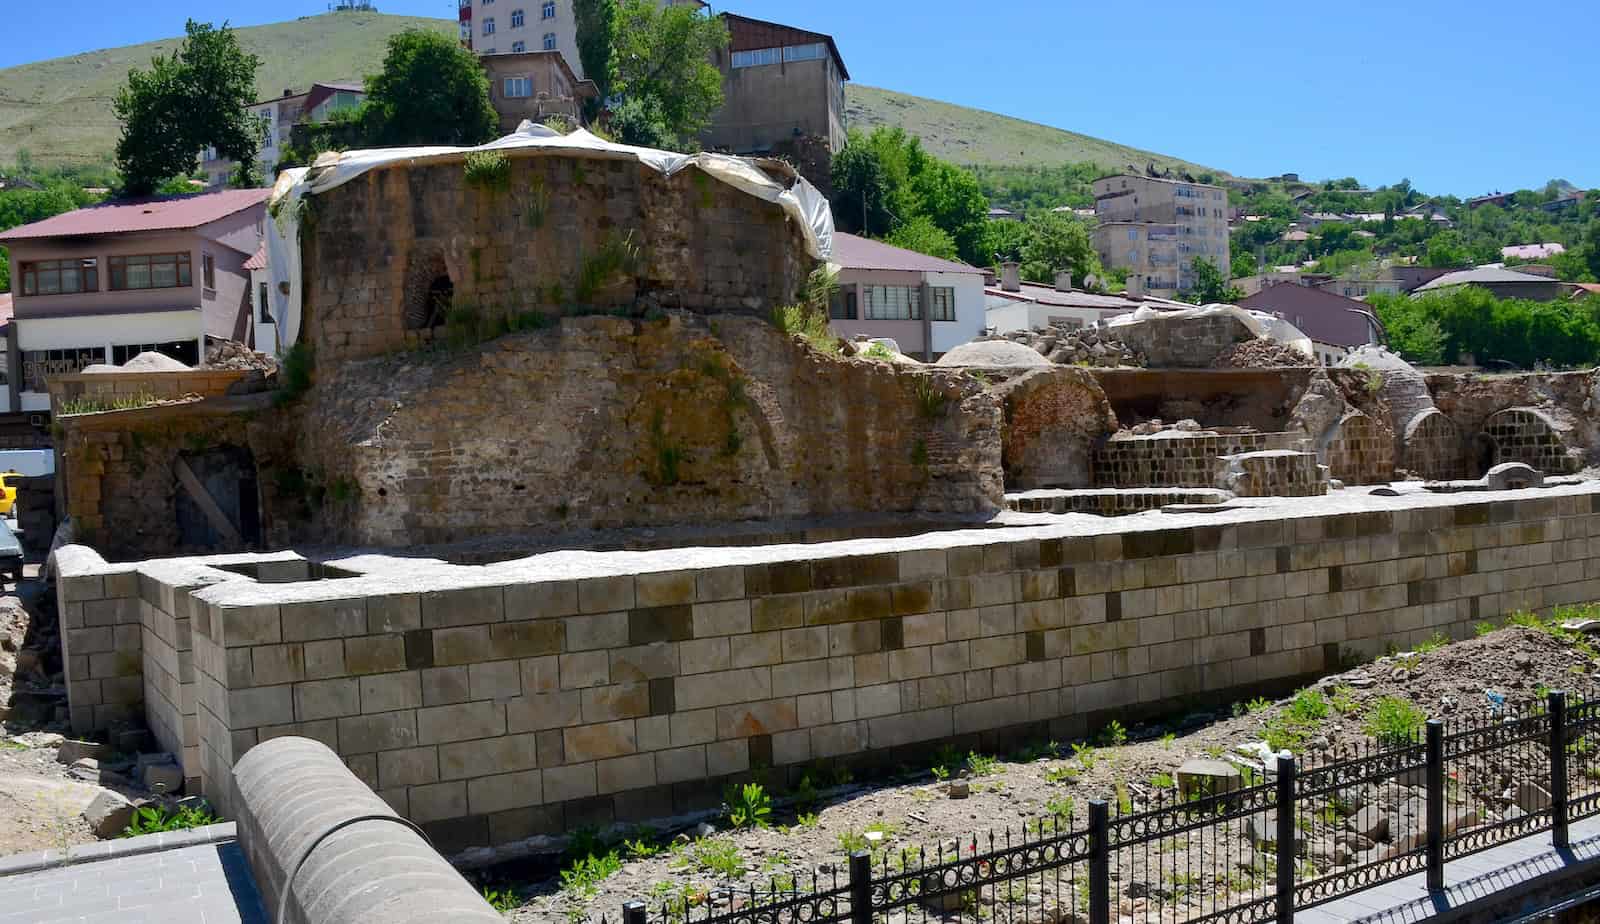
[20,258,98,296]
[109,253,192,291]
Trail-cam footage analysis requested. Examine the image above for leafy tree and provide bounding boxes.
[0,249,8,293]
[885,216,958,261]
[1019,211,1100,286]
[1185,257,1242,304]
[114,20,261,195]
[907,157,988,265]
[1423,231,1471,268]
[362,30,498,147]
[608,96,674,150]
[1231,252,1258,279]
[829,132,894,236]
[612,0,728,150]
[981,217,1032,265]
[573,0,619,102]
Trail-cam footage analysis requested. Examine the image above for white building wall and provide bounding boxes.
[985,302,1121,336]
[927,271,985,354]
[14,310,205,410]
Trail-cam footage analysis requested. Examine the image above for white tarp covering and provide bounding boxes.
[265,122,835,355]
[1106,303,1316,358]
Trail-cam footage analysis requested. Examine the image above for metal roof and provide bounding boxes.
[1237,284,1382,347]
[832,232,981,275]
[1414,266,1561,292]
[0,188,270,243]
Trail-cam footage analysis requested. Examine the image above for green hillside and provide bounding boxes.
[844,84,1221,176]
[0,14,1221,178]
[0,12,453,168]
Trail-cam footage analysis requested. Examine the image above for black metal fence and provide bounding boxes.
[618,689,1599,924]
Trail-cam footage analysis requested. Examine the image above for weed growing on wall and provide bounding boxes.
[575,231,642,303]
[770,266,841,355]
[273,344,313,405]
[463,150,511,193]
[57,392,162,415]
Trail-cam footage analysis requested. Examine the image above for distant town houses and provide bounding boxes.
[825,233,985,360]
[201,82,366,189]
[0,188,270,413]
[1235,283,1384,366]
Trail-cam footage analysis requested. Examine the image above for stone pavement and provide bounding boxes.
[0,824,266,924]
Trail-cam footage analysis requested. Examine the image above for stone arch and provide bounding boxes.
[1481,407,1580,475]
[402,248,452,330]
[1402,409,1465,481]
[1322,410,1394,485]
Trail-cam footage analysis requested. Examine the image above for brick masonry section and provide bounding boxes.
[55,484,1600,855]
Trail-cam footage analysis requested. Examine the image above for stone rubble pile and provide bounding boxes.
[204,338,279,374]
[1213,337,1313,369]
[988,325,1145,367]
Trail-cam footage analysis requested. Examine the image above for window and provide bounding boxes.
[108,253,192,291]
[928,287,956,322]
[1127,229,1138,241]
[732,47,781,68]
[829,288,857,320]
[504,76,533,97]
[22,347,105,393]
[201,253,216,290]
[511,8,524,27]
[542,31,556,50]
[483,17,495,34]
[863,285,920,321]
[512,40,526,52]
[481,0,492,5]
[259,282,272,323]
[19,258,97,296]
[783,43,826,62]
[110,341,197,366]
[541,0,555,17]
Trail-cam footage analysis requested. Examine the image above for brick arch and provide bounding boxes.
[1402,409,1465,481]
[402,247,453,330]
[1481,407,1579,475]
[1322,410,1394,485]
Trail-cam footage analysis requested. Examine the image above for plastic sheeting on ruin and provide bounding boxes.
[264,121,836,355]
[1106,303,1315,358]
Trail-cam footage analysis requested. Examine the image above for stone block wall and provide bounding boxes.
[56,549,142,736]
[48,370,250,412]
[1092,431,1305,488]
[1218,450,1328,497]
[300,154,813,365]
[1322,411,1395,485]
[1484,408,1582,475]
[56,484,1600,854]
[999,368,1118,490]
[1403,409,1466,481]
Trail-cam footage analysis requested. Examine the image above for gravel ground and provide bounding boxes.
[506,621,1599,923]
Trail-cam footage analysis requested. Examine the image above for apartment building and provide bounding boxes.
[480,51,596,133]
[706,13,849,156]
[0,189,269,412]
[200,83,365,189]
[460,0,701,60]
[1092,174,1230,299]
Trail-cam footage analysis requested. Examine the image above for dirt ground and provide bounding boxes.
[0,566,103,856]
[507,620,1599,923]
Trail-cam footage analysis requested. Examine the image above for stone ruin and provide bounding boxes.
[35,136,1600,863]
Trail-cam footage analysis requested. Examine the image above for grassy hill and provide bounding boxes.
[845,85,1221,176]
[0,12,453,168]
[0,14,1220,179]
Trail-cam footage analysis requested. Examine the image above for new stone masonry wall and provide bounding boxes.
[53,484,1600,853]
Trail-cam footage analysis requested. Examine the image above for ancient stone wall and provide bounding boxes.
[1403,409,1466,481]
[1426,370,1600,476]
[1092,431,1306,488]
[998,368,1119,489]
[299,154,813,365]
[59,485,1600,853]
[1322,411,1395,485]
[1483,407,1582,475]
[291,314,1004,547]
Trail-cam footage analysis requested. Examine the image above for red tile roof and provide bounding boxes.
[832,233,981,275]
[243,243,268,271]
[0,188,270,243]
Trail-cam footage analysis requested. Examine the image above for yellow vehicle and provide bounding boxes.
[0,471,18,516]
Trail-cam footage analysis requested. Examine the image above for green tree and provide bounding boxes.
[362,30,498,147]
[612,0,728,150]
[829,132,894,236]
[885,216,958,261]
[980,217,1032,265]
[1019,211,1101,286]
[1185,258,1242,304]
[0,248,8,293]
[908,158,988,265]
[1231,251,1258,279]
[113,20,262,195]
[1423,231,1471,268]
[573,0,618,103]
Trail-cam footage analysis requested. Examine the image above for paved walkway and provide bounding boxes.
[0,830,265,924]
[1300,816,1600,923]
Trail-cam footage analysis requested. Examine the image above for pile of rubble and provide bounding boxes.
[1213,336,1313,368]
[1122,417,1212,436]
[991,325,1145,367]
[204,338,278,374]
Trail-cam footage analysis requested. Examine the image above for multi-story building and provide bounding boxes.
[1092,174,1230,299]
[0,189,269,413]
[480,51,597,133]
[200,83,365,189]
[706,13,849,156]
[461,0,702,61]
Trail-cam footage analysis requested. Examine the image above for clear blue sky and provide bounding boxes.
[7,0,1597,195]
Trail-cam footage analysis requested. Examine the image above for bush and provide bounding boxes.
[122,803,220,838]
[1364,696,1427,746]
[724,782,771,829]
[463,150,511,193]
